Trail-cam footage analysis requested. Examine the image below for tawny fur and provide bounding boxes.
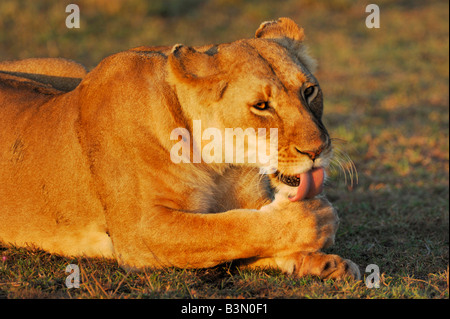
[0,18,359,280]
[0,57,87,92]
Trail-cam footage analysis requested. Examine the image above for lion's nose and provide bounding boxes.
[295,145,324,161]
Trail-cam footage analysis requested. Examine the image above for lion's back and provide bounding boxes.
[0,58,87,92]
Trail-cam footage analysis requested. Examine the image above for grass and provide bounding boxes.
[0,0,448,299]
[1,246,447,299]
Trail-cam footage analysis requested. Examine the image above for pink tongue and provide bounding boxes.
[288,167,325,202]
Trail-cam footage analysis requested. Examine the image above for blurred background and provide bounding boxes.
[0,0,448,281]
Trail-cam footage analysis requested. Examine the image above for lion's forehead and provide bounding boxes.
[256,47,315,88]
[220,40,314,90]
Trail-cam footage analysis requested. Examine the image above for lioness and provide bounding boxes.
[0,18,360,280]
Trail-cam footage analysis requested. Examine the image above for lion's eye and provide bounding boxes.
[304,86,316,100]
[252,101,269,111]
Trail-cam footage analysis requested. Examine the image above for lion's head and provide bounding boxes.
[167,18,331,201]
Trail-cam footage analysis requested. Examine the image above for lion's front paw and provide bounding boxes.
[275,251,360,280]
[292,198,340,251]
[261,196,339,251]
[295,252,360,280]
[306,199,339,250]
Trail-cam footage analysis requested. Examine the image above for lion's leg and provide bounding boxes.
[223,169,360,280]
[239,252,361,280]
[108,198,338,271]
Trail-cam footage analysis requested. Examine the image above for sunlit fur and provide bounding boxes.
[0,18,359,280]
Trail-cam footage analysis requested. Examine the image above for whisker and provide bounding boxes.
[328,139,358,187]
[330,156,349,185]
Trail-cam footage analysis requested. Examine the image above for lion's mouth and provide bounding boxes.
[273,167,325,201]
[273,171,301,187]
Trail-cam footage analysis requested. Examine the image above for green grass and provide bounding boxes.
[0,0,448,299]
[0,245,447,298]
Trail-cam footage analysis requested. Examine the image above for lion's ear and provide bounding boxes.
[168,44,227,102]
[169,44,220,79]
[255,17,305,42]
[255,18,317,73]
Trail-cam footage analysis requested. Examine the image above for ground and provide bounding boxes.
[0,0,448,299]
